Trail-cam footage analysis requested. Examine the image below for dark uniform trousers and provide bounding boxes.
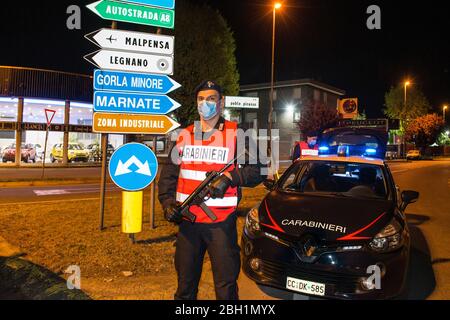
[174,213,241,300]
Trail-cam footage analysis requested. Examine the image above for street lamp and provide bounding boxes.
[404,81,410,107]
[268,2,282,154]
[400,80,410,159]
[443,105,448,123]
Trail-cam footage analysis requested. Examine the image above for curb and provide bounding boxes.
[0,179,105,188]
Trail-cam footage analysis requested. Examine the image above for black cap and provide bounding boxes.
[194,80,223,97]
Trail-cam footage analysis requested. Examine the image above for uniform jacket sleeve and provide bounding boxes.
[229,126,267,188]
[157,144,180,209]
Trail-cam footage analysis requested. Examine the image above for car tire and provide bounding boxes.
[50,154,55,163]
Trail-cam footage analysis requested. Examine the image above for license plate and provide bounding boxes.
[286,276,326,296]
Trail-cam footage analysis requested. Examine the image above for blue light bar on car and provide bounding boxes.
[365,148,377,155]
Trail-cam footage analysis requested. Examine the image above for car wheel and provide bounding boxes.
[50,154,55,163]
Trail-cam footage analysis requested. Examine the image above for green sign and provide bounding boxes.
[87,0,175,29]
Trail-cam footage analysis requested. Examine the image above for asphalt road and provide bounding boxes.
[0,159,449,299]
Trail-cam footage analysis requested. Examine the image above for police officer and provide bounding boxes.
[158,80,265,300]
[292,130,319,162]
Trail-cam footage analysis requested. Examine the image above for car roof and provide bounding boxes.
[299,155,385,166]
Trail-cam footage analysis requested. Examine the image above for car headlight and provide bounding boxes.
[245,206,261,237]
[369,218,404,252]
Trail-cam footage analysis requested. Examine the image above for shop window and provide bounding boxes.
[70,102,94,125]
[23,99,65,124]
[21,130,64,164]
[0,131,16,165]
[293,87,302,99]
[0,98,18,122]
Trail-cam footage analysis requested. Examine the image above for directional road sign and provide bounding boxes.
[85,29,174,55]
[93,69,180,94]
[93,112,180,134]
[117,0,175,10]
[93,90,181,115]
[84,49,173,75]
[108,143,158,191]
[86,0,175,29]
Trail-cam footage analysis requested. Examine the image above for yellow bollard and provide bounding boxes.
[122,191,143,234]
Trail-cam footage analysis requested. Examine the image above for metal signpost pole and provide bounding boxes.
[98,20,117,231]
[41,126,49,180]
[148,27,163,230]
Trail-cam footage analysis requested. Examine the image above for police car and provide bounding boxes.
[242,124,419,299]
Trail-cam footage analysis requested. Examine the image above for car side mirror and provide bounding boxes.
[263,179,275,190]
[400,190,419,211]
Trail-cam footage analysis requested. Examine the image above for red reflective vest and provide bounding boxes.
[175,120,238,224]
[294,141,319,160]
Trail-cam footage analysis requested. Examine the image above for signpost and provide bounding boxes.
[108,143,158,242]
[224,96,260,109]
[118,0,175,10]
[94,70,181,94]
[41,109,56,179]
[84,49,173,75]
[108,143,158,192]
[86,0,180,233]
[86,0,175,29]
[85,29,174,55]
[93,91,181,114]
[93,112,180,134]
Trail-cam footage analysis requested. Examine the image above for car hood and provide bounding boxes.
[259,190,394,243]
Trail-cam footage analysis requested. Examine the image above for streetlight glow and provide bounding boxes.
[274,2,282,10]
[405,81,410,86]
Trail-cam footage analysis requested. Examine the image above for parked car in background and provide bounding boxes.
[406,149,421,160]
[85,143,115,162]
[50,143,89,163]
[1,143,37,163]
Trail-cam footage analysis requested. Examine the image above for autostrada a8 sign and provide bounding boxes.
[87,0,174,29]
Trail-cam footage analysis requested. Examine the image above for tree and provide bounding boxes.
[384,85,431,130]
[404,114,444,151]
[437,130,450,146]
[171,0,240,126]
[296,100,339,137]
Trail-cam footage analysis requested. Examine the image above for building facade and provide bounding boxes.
[236,79,346,160]
[0,66,128,167]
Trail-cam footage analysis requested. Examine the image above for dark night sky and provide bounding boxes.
[0,0,449,118]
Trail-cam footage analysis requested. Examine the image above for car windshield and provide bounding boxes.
[280,161,387,199]
[69,144,82,150]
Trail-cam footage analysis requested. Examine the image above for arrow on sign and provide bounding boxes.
[115,155,152,177]
[86,0,175,29]
[84,49,173,75]
[85,28,174,55]
[93,69,181,94]
[94,91,181,115]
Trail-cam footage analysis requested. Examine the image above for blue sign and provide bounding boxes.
[94,70,181,95]
[93,90,181,115]
[109,143,158,191]
[119,0,175,9]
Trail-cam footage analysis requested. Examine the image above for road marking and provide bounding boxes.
[33,187,118,196]
[0,197,116,206]
[391,169,409,174]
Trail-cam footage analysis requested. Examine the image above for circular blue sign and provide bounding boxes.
[108,143,158,191]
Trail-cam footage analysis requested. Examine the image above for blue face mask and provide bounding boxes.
[198,100,219,120]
